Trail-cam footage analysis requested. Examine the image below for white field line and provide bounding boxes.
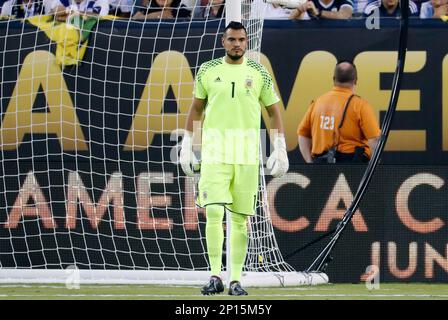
[0,293,448,298]
[0,285,400,291]
[0,285,200,289]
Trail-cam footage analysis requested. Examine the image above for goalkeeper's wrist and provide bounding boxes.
[273,133,287,150]
[183,130,193,138]
[182,130,193,147]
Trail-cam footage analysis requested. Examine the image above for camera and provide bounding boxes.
[323,147,336,163]
[319,147,336,163]
[314,147,337,163]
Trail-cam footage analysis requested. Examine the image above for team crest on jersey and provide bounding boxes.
[245,78,253,89]
[214,77,222,82]
[202,191,208,200]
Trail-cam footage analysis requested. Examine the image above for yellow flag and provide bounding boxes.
[27,14,98,66]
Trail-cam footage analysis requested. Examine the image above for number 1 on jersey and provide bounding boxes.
[231,82,235,98]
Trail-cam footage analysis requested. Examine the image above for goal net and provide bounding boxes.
[0,0,328,286]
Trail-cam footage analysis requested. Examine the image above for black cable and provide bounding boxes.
[307,1,410,272]
[284,228,336,260]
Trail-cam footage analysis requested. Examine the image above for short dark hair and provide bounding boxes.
[223,21,247,36]
[334,60,357,84]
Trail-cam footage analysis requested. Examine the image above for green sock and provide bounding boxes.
[229,212,248,282]
[205,205,225,277]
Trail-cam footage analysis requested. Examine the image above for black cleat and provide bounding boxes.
[201,276,224,295]
[228,281,248,296]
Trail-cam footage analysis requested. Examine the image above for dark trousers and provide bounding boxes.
[313,148,369,164]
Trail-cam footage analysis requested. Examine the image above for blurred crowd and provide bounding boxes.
[0,0,446,20]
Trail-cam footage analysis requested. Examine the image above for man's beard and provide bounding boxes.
[227,50,245,61]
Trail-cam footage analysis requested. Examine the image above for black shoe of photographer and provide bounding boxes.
[201,276,224,295]
[228,281,248,296]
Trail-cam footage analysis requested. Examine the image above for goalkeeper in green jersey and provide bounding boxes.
[179,21,289,296]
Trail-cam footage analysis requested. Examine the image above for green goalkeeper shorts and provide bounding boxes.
[197,163,259,216]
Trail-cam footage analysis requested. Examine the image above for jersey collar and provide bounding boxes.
[319,0,335,9]
[222,56,246,66]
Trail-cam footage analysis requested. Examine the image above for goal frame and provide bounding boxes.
[0,0,329,287]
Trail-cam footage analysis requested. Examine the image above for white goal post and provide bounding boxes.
[0,0,328,287]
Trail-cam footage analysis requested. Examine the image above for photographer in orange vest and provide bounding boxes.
[297,61,381,163]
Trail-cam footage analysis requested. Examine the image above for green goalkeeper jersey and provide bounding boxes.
[195,56,280,165]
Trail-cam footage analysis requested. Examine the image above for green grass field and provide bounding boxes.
[0,283,446,300]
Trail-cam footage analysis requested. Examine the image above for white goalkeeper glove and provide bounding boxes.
[266,133,289,178]
[179,131,200,177]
